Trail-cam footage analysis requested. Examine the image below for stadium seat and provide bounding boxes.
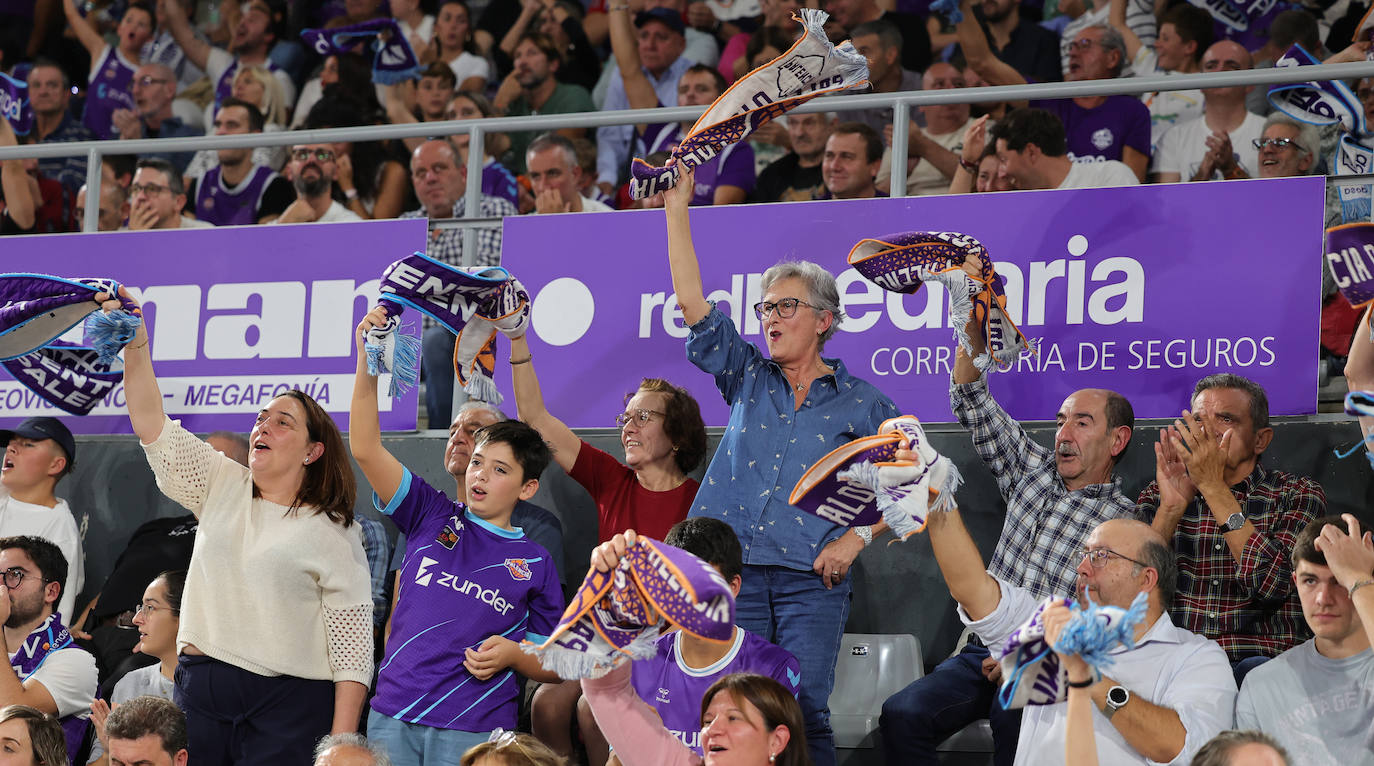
[829,633,923,749]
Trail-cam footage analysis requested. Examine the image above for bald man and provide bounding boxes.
[926,507,1236,765]
[1153,41,1265,182]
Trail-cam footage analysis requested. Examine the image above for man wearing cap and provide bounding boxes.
[0,417,83,622]
[596,5,694,197]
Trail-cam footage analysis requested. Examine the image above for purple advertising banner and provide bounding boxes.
[0,219,426,434]
[499,178,1323,427]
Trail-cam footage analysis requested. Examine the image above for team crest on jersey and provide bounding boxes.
[655,687,671,704]
[1091,128,1115,151]
[503,558,532,581]
[437,515,463,549]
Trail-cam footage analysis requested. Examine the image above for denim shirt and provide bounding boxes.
[686,306,900,570]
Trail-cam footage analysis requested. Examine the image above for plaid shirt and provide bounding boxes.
[952,377,1137,600]
[356,516,392,631]
[400,195,516,328]
[1136,464,1325,660]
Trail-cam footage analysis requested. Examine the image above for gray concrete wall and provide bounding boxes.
[65,416,1374,667]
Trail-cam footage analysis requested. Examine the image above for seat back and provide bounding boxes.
[828,633,923,749]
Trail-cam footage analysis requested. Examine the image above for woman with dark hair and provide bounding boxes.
[580,531,812,766]
[86,571,186,766]
[445,91,519,208]
[62,0,157,140]
[428,0,490,92]
[303,95,410,219]
[0,705,67,766]
[103,289,373,765]
[292,53,384,129]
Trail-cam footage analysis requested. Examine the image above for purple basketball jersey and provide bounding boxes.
[195,164,277,226]
[631,629,801,754]
[371,470,563,733]
[84,46,137,140]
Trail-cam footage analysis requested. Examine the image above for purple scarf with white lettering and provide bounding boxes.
[628,9,868,199]
[525,538,735,680]
[302,18,421,85]
[1267,44,1373,179]
[1326,223,1374,309]
[11,613,91,757]
[0,274,140,414]
[0,72,33,136]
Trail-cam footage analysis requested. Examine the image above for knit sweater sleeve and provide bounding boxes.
[320,523,376,686]
[140,416,237,516]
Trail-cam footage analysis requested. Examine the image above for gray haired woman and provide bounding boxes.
[660,167,900,766]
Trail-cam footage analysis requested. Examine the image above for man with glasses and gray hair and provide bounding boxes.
[1254,114,1322,177]
[272,144,364,224]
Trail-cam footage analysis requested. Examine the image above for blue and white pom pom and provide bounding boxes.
[1051,591,1149,675]
[83,296,143,366]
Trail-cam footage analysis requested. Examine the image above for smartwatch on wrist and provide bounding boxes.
[1103,685,1130,720]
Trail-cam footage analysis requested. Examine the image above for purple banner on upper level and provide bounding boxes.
[499,178,1324,427]
[0,219,426,434]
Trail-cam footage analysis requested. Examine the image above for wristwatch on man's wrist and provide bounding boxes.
[1221,512,1246,532]
[1103,685,1130,720]
[853,525,873,547]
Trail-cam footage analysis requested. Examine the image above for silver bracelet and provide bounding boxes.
[1350,578,1374,597]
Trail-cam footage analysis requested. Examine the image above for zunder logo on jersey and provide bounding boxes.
[503,558,532,581]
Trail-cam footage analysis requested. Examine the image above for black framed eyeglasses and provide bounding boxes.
[291,148,336,163]
[1252,137,1299,151]
[615,408,666,428]
[1,567,49,589]
[1078,547,1148,570]
[753,297,816,320]
[130,182,170,196]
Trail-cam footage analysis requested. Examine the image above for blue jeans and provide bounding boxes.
[735,565,849,766]
[879,643,1022,766]
[422,326,456,428]
[367,709,490,766]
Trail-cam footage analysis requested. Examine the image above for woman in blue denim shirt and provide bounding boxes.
[661,167,901,766]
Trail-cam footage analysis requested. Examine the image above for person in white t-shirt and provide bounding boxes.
[883,63,977,196]
[0,418,83,621]
[272,144,365,225]
[1108,0,1213,149]
[989,108,1139,190]
[1153,42,1266,183]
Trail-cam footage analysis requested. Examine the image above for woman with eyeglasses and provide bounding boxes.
[0,705,67,766]
[86,571,185,766]
[661,166,899,766]
[62,0,157,140]
[101,288,374,765]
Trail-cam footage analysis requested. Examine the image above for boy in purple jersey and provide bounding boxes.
[350,308,565,765]
[578,518,802,765]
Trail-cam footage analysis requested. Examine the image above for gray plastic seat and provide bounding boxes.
[828,633,923,749]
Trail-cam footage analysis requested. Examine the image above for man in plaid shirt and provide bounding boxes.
[399,138,518,428]
[881,310,1138,766]
[1137,373,1325,677]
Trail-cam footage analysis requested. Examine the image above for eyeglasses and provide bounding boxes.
[133,76,170,88]
[134,602,177,618]
[1068,38,1101,51]
[1252,137,1301,151]
[1078,547,1148,570]
[130,182,170,196]
[615,408,666,428]
[753,297,816,320]
[292,148,335,163]
[1,567,49,589]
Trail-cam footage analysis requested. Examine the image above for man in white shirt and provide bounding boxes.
[0,418,82,620]
[1153,42,1265,182]
[920,478,1234,765]
[989,108,1139,190]
[272,144,364,225]
[527,134,614,214]
[1235,514,1374,766]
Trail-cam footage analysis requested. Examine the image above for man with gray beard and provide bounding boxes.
[271,144,363,224]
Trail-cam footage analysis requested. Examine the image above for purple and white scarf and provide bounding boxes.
[367,252,529,403]
[628,9,868,199]
[524,538,735,680]
[790,416,961,540]
[302,18,421,85]
[11,613,91,757]
[1326,223,1374,310]
[996,592,1148,709]
[848,231,1031,370]
[0,274,140,415]
[0,72,33,136]
[1267,44,1372,182]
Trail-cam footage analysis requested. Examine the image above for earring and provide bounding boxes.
[769,754,777,763]
[672,446,679,452]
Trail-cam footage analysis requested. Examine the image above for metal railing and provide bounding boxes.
[5,60,1374,260]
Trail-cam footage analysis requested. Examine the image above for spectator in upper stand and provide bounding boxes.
[1154,42,1265,183]
[499,0,602,91]
[302,97,410,220]
[0,418,84,621]
[754,112,836,203]
[990,108,1139,189]
[494,32,595,175]
[950,116,1020,193]
[822,122,883,199]
[1255,115,1321,178]
[75,182,130,232]
[0,119,42,236]
[292,53,387,131]
[824,0,933,72]
[573,137,614,209]
[1137,374,1326,679]
[104,696,188,766]
[272,144,364,225]
[392,0,435,51]
[1,537,97,759]
[125,159,214,231]
[952,0,1061,85]
[597,5,693,196]
[159,0,296,121]
[1059,0,1157,80]
[1235,515,1374,765]
[62,0,155,141]
[834,20,923,139]
[883,63,977,196]
[961,4,1152,181]
[427,0,491,92]
[114,63,198,174]
[141,0,208,105]
[1108,0,1211,151]
[526,133,615,214]
[445,92,521,210]
[388,62,459,156]
[182,68,289,181]
[27,59,95,199]
[1247,10,1321,116]
[184,99,294,226]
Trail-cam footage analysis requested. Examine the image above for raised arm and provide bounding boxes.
[499,0,542,58]
[1108,0,1144,62]
[1345,305,1374,451]
[956,0,1026,88]
[61,0,107,61]
[609,2,659,111]
[157,0,212,72]
[509,334,583,473]
[924,504,1002,620]
[349,306,407,504]
[662,167,710,326]
[112,290,168,444]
